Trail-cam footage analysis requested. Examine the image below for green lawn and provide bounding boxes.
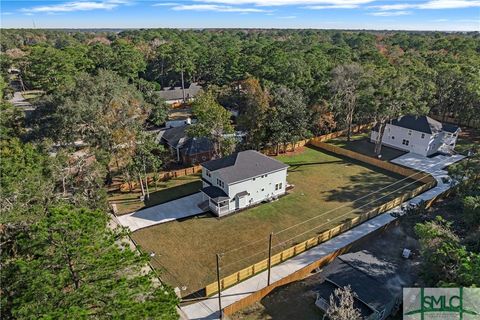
[109,175,202,215]
[328,132,407,161]
[131,147,422,296]
[455,127,480,155]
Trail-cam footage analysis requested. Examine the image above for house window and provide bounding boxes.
[217,179,224,188]
[206,170,211,177]
[253,178,256,181]
[408,130,412,136]
[275,183,283,191]
[391,136,395,140]
[421,133,425,139]
[402,139,410,146]
[261,188,264,192]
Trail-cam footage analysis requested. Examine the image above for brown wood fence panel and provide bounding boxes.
[119,165,202,192]
[309,141,436,184]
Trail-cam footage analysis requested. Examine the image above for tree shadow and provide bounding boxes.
[287,160,345,172]
[323,171,411,207]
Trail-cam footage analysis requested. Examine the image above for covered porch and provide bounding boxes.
[201,186,231,216]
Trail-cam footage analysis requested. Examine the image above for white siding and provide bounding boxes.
[226,168,288,212]
[201,165,288,216]
[370,124,431,156]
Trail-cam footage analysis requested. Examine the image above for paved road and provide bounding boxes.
[117,192,205,232]
[180,153,465,320]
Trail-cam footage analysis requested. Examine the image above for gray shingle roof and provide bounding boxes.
[202,150,289,184]
[201,186,229,201]
[156,83,202,102]
[373,115,460,134]
[321,251,396,312]
[158,125,214,156]
[158,125,189,148]
[181,137,214,156]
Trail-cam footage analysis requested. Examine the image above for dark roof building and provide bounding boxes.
[202,150,289,184]
[315,251,402,320]
[157,125,214,165]
[157,83,202,103]
[373,115,459,134]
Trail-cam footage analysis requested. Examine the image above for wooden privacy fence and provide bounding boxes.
[119,165,201,192]
[261,123,374,156]
[309,141,436,185]
[204,138,436,296]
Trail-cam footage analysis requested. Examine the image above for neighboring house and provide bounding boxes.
[157,125,214,165]
[157,83,202,106]
[315,251,403,320]
[200,150,289,217]
[370,115,460,156]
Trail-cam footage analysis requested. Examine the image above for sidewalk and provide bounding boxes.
[117,192,204,231]
[180,153,465,320]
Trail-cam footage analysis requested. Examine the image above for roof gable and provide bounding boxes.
[202,150,289,184]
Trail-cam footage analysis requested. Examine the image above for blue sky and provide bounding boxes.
[1,0,479,30]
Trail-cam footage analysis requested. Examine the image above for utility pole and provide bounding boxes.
[267,232,273,286]
[216,253,223,319]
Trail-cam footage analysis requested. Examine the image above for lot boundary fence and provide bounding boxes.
[204,140,436,296]
[118,165,201,192]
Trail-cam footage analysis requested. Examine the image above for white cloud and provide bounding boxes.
[194,0,375,7]
[371,0,480,10]
[21,0,130,13]
[370,10,412,16]
[305,4,358,9]
[171,4,268,12]
[419,0,480,9]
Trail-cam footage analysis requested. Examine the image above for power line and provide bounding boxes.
[221,164,431,255]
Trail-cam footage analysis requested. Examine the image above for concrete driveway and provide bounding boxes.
[117,192,205,232]
[391,153,464,177]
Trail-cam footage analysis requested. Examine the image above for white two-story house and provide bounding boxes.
[200,150,289,217]
[370,115,460,157]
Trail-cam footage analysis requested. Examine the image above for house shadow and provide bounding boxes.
[143,180,203,208]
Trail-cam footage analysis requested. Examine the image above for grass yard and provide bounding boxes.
[455,127,480,155]
[131,146,423,296]
[328,132,407,161]
[109,175,201,215]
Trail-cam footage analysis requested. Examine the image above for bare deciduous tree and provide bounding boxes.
[326,285,362,320]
